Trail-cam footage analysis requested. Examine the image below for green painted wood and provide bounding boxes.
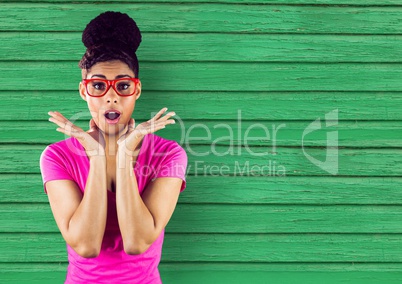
[2,174,402,205]
[2,233,402,262]
[163,270,402,284]
[2,270,402,284]
[169,204,402,233]
[2,144,402,176]
[0,174,49,203]
[2,203,402,233]
[177,176,402,205]
[1,4,402,34]
[1,1,401,283]
[3,0,402,5]
[3,262,402,272]
[2,263,402,284]
[2,32,402,63]
[1,120,402,147]
[2,62,402,91]
[3,91,402,120]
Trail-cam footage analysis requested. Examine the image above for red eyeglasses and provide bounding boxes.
[82,78,140,97]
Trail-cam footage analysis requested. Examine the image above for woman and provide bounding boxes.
[39,11,187,283]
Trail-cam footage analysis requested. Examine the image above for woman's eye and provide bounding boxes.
[92,82,106,90]
[117,83,130,90]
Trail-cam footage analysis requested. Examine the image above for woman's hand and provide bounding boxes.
[48,111,106,158]
[117,108,176,156]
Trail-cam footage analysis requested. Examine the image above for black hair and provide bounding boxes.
[79,11,142,77]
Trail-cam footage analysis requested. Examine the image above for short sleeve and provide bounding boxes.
[39,145,74,194]
[155,144,188,192]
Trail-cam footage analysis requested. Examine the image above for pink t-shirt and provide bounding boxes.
[39,133,187,284]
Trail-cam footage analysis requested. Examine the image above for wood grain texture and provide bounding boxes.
[1,4,402,34]
[1,174,402,205]
[1,120,401,147]
[2,203,402,233]
[3,262,402,272]
[2,233,402,262]
[2,263,402,284]
[2,62,402,91]
[2,0,402,4]
[2,265,402,284]
[2,144,402,176]
[2,32,402,63]
[2,1,402,283]
[2,91,402,120]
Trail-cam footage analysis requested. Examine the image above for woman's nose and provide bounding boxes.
[105,86,119,103]
[107,97,118,103]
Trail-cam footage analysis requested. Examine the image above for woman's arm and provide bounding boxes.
[46,156,108,258]
[115,108,181,254]
[46,111,108,258]
[115,151,182,255]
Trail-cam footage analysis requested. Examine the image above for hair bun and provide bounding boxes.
[82,11,142,53]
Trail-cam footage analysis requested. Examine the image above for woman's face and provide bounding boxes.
[79,60,141,138]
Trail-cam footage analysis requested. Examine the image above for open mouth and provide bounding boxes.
[104,110,121,123]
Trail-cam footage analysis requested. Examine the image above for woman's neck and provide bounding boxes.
[103,124,129,156]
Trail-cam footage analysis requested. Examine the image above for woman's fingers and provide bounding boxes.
[48,111,69,121]
[48,111,70,125]
[137,119,174,135]
[128,118,135,130]
[48,111,83,138]
[158,112,176,123]
[49,118,73,130]
[149,107,168,122]
[48,111,105,157]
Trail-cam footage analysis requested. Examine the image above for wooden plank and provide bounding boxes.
[165,270,402,284]
[146,268,402,284]
[2,203,402,233]
[1,120,401,147]
[3,144,402,176]
[3,91,402,121]
[2,174,402,205]
[0,174,49,203]
[1,263,402,284]
[2,32,402,63]
[1,269,402,284]
[185,147,402,176]
[178,176,402,205]
[169,204,402,233]
[162,233,402,262]
[1,4,402,34]
[2,0,402,5]
[1,233,402,262]
[156,262,402,284]
[2,62,402,91]
[3,262,402,272]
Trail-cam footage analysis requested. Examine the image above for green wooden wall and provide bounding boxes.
[1,1,402,283]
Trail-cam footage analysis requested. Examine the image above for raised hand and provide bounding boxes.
[48,111,106,158]
[117,107,176,155]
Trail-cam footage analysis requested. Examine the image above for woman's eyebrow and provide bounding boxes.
[90,74,132,79]
[91,74,106,78]
[115,74,132,79]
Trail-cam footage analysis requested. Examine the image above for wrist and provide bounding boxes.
[89,154,107,163]
[117,139,141,157]
[85,148,106,159]
[89,156,107,172]
[117,151,135,170]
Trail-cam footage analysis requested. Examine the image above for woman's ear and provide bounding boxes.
[79,82,87,101]
[135,80,142,100]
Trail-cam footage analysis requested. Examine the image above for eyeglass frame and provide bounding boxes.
[82,77,140,97]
